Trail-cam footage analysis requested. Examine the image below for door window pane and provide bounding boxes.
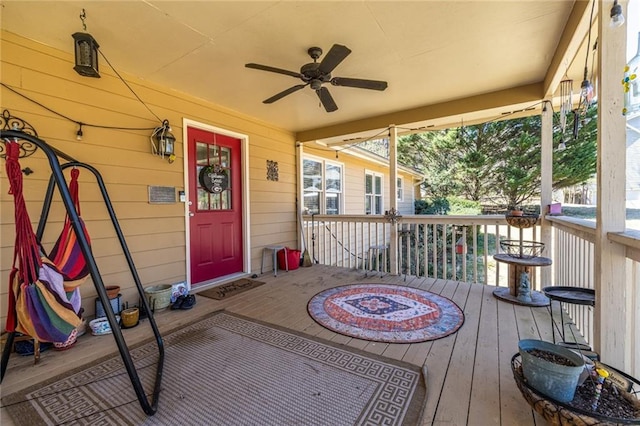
[198,189,210,210]
[220,147,230,167]
[221,190,230,210]
[209,145,219,165]
[196,142,208,165]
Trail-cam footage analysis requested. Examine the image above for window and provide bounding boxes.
[196,142,232,211]
[303,157,343,214]
[365,171,383,214]
[397,177,404,202]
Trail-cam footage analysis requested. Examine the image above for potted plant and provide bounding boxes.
[518,339,585,403]
[508,205,524,217]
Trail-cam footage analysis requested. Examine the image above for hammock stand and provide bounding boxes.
[0,122,164,416]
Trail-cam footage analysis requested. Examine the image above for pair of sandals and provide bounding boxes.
[171,294,196,310]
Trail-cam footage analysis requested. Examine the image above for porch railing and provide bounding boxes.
[547,216,640,378]
[303,214,541,288]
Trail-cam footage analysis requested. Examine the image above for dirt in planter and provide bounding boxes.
[527,348,579,366]
[525,349,640,420]
[571,378,640,419]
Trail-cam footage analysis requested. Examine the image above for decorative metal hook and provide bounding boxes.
[80,8,87,31]
[0,110,39,159]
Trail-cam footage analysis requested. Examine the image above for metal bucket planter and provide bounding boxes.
[519,339,585,402]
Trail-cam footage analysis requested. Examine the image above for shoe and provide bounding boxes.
[180,294,196,310]
[171,295,186,310]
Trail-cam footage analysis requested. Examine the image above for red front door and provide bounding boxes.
[187,127,243,285]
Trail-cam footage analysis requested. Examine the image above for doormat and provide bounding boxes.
[1,311,426,426]
[308,283,464,343]
[197,278,265,300]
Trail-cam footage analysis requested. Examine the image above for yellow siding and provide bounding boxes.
[0,31,297,323]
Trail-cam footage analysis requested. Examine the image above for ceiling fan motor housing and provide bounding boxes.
[300,62,331,82]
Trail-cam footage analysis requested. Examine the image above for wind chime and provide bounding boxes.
[558,79,573,151]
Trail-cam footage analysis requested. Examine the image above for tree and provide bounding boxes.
[552,106,598,189]
[398,131,461,199]
[399,107,597,208]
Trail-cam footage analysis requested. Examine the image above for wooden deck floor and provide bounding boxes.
[1,265,570,425]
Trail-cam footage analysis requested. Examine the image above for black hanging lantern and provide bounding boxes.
[72,32,100,78]
[152,120,176,162]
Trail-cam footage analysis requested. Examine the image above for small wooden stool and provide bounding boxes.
[261,245,288,276]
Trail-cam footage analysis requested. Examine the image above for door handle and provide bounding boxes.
[189,212,195,217]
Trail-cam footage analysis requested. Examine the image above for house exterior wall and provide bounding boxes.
[301,146,416,216]
[0,31,298,323]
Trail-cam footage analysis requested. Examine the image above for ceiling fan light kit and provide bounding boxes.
[245,44,388,112]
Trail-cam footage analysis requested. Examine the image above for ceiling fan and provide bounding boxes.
[245,44,388,112]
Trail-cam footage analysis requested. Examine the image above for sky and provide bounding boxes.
[628,0,639,61]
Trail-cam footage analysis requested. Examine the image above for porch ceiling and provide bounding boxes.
[1,1,595,145]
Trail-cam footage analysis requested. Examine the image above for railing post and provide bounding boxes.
[594,2,628,369]
[540,100,554,289]
[389,125,399,275]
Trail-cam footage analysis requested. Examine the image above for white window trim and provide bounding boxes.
[397,176,404,202]
[303,154,344,215]
[365,169,384,215]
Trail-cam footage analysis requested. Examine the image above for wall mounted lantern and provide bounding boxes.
[72,32,100,78]
[151,120,176,163]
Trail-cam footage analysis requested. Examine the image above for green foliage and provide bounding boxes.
[399,106,598,207]
[414,197,481,215]
[414,198,449,214]
[552,106,597,188]
[447,197,482,215]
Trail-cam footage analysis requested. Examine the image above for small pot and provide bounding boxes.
[510,210,524,217]
[121,307,139,328]
[105,285,121,299]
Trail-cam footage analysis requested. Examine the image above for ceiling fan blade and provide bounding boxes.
[245,63,302,79]
[331,77,388,91]
[318,44,351,75]
[263,84,308,104]
[316,87,338,112]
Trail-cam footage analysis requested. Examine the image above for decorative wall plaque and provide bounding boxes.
[148,186,176,204]
[199,164,229,193]
[267,160,279,181]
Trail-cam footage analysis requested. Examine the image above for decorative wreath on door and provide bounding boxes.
[199,164,229,194]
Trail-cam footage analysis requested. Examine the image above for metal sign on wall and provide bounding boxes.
[148,186,176,204]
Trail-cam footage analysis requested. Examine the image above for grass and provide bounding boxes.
[559,205,640,220]
[555,205,640,231]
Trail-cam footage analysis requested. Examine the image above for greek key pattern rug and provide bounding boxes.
[2,311,425,426]
[308,283,465,343]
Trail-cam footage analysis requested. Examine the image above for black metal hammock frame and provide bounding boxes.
[0,126,164,416]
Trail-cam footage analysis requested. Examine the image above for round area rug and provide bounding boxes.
[307,283,464,343]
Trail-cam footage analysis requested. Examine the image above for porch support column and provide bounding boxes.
[297,141,304,251]
[594,0,627,369]
[389,125,399,275]
[540,101,553,288]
